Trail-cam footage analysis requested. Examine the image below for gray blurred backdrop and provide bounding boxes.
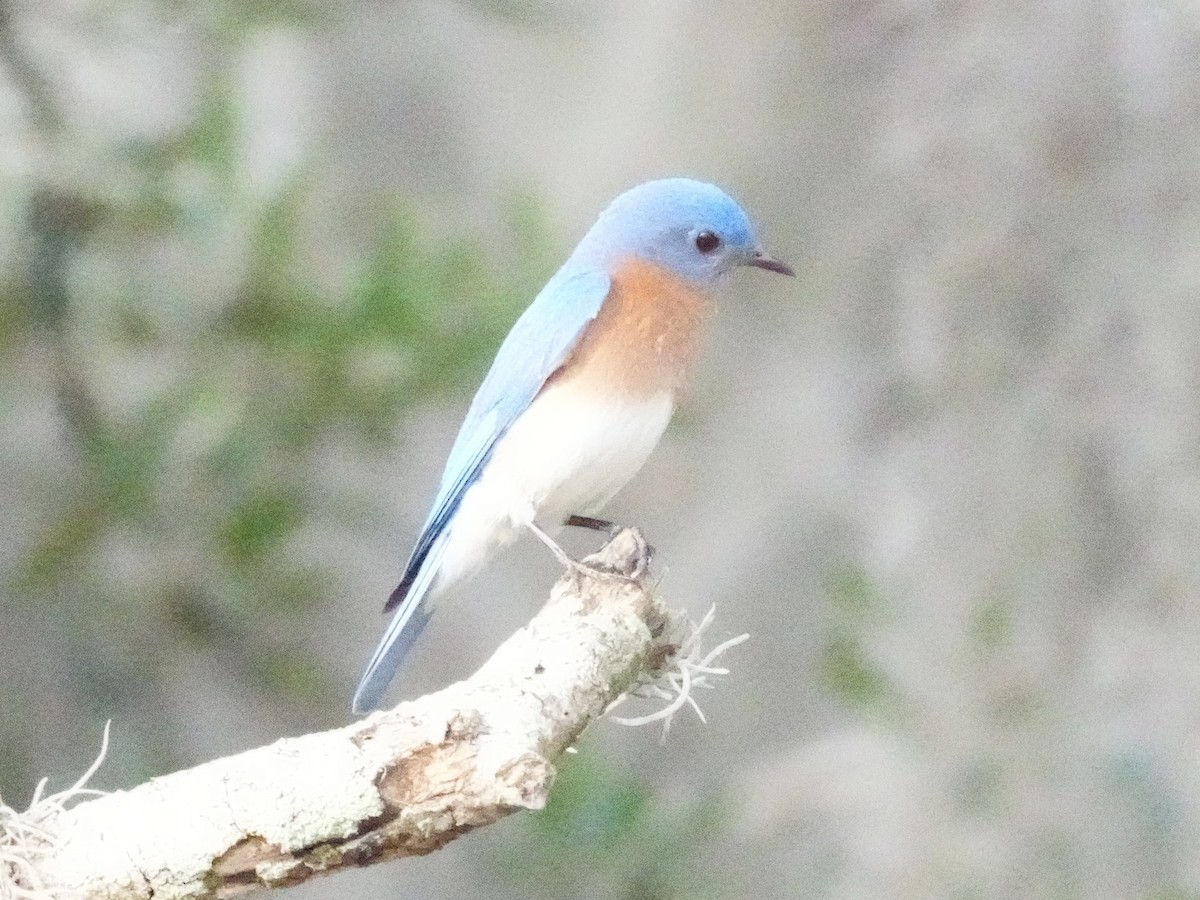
[3,1,1200,898]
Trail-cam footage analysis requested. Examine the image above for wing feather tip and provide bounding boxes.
[382,576,411,613]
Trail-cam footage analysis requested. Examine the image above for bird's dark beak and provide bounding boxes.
[746,251,795,277]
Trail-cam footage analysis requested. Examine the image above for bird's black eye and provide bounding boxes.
[694,230,721,254]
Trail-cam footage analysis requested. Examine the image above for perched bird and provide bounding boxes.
[352,177,793,713]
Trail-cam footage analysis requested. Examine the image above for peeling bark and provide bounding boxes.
[32,530,671,899]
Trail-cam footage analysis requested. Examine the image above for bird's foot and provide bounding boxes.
[528,519,652,583]
[581,526,654,581]
[566,513,656,571]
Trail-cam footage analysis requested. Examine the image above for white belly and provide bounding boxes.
[434,382,674,591]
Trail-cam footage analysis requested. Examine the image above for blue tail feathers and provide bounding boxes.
[351,601,434,714]
[352,535,447,714]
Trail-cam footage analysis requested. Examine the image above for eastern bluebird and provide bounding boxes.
[352,178,793,713]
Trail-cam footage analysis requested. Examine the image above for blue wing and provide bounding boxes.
[352,265,611,713]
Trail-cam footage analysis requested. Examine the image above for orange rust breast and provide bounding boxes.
[551,258,714,398]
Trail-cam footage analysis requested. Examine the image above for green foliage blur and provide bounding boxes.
[494,752,731,900]
[0,11,550,799]
[3,8,833,899]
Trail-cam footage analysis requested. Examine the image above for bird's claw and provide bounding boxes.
[530,518,653,584]
[580,527,654,581]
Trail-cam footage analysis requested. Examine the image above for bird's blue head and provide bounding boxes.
[568,178,794,288]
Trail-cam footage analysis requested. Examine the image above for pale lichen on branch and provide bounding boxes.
[9,530,745,899]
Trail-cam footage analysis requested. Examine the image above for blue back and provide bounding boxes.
[383,264,611,613]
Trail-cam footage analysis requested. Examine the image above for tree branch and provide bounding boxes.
[24,529,678,899]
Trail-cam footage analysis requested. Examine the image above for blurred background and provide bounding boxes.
[3,0,1200,897]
